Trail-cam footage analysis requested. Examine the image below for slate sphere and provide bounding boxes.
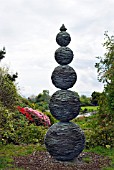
[51,65,77,90]
[45,122,85,161]
[55,47,73,65]
[56,31,71,47]
[49,90,80,121]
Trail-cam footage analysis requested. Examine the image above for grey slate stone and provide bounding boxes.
[56,31,71,47]
[55,47,73,65]
[49,90,80,121]
[51,65,77,90]
[60,24,67,31]
[44,25,85,162]
[44,122,85,161]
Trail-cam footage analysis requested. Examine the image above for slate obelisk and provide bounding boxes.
[45,25,85,161]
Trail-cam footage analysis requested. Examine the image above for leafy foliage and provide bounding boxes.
[0,67,49,146]
[74,113,114,148]
[80,95,91,106]
[0,47,6,61]
[35,90,51,112]
[95,31,114,115]
[93,32,114,147]
[7,72,18,82]
[0,51,49,145]
[0,103,15,144]
[17,106,51,126]
[91,91,101,106]
[0,67,19,110]
[1,104,48,145]
[44,111,57,125]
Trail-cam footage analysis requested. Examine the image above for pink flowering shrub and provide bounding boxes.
[17,106,51,127]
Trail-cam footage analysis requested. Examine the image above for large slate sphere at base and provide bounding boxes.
[49,90,80,121]
[51,65,77,90]
[45,122,85,161]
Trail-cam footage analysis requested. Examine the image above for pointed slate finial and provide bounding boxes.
[60,24,67,31]
[56,24,71,46]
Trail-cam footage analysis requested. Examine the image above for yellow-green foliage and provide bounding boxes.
[0,67,18,110]
[44,111,58,125]
[0,67,48,145]
[73,114,114,148]
[0,103,48,145]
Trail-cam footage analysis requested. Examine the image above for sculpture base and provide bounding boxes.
[45,122,85,161]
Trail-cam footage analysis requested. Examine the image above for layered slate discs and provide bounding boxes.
[56,31,71,47]
[55,47,73,65]
[45,122,85,161]
[51,65,77,90]
[49,90,80,121]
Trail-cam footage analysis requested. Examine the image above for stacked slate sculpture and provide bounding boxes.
[45,25,85,161]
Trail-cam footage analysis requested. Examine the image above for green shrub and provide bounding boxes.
[0,103,48,145]
[0,103,15,144]
[0,67,19,110]
[73,114,114,149]
[18,95,33,108]
[0,67,49,146]
[11,124,48,145]
[44,111,57,125]
[88,123,114,148]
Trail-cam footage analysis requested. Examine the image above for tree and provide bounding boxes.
[0,67,19,110]
[36,90,50,103]
[0,48,19,110]
[7,72,18,82]
[35,90,51,112]
[0,47,6,61]
[95,31,114,119]
[80,95,91,106]
[91,91,101,106]
[94,32,114,147]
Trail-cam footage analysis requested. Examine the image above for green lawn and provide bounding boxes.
[85,146,114,170]
[81,106,99,111]
[0,144,114,170]
[0,143,46,169]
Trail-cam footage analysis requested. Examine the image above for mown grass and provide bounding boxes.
[81,106,99,111]
[0,143,114,170]
[0,143,46,169]
[85,146,114,170]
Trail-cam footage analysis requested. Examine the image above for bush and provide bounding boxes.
[0,67,18,110]
[73,114,114,149]
[0,66,49,146]
[44,111,57,125]
[17,106,51,126]
[88,122,114,148]
[0,103,15,144]
[1,106,48,145]
[18,95,33,108]
[10,124,48,145]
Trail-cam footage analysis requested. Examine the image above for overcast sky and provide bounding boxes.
[0,0,114,97]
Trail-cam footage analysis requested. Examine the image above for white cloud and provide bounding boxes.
[1,0,113,97]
